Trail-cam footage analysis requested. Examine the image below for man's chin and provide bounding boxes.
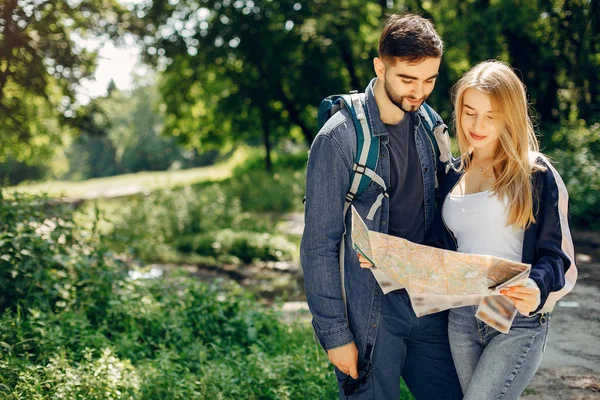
[400,103,420,113]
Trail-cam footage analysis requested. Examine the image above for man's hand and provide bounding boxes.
[327,342,359,379]
[357,253,373,269]
[501,278,541,315]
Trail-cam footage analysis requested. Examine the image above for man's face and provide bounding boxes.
[378,57,441,113]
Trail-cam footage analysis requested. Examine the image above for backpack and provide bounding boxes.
[317,90,444,220]
[314,90,452,310]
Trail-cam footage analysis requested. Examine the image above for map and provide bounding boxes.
[351,206,531,333]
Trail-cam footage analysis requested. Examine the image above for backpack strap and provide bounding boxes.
[343,92,387,219]
[419,102,441,163]
[338,91,387,312]
[418,102,458,190]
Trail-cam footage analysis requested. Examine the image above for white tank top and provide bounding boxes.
[442,190,525,262]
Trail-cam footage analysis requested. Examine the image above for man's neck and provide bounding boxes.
[373,78,406,125]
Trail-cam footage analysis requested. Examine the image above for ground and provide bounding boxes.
[522,231,600,399]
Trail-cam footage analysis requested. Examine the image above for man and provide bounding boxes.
[300,14,462,399]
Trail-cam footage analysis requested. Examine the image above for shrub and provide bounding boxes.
[222,170,305,214]
[546,123,600,229]
[176,229,296,264]
[0,192,413,399]
[106,184,244,260]
[0,192,126,315]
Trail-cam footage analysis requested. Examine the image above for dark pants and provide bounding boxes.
[336,290,462,399]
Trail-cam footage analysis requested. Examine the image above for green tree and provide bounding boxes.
[422,0,599,133]
[0,0,131,162]
[133,0,387,170]
[64,83,213,180]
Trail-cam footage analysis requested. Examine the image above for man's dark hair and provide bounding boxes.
[378,14,443,64]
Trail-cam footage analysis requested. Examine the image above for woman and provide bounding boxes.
[435,60,576,398]
[358,60,577,398]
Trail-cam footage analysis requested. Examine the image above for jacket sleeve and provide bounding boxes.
[529,163,574,314]
[300,133,355,351]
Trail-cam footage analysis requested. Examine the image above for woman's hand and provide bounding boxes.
[357,253,373,269]
[501,278,541,315]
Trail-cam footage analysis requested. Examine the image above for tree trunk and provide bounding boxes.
[260,104,272,172]
[275,80,314,146]
[338,35,361,91]
[249,58,315,146]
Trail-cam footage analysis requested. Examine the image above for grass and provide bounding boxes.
[5,147,250,200]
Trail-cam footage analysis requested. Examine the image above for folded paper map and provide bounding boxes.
[351,206,530,333]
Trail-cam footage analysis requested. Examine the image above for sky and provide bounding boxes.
[75,0,150,105]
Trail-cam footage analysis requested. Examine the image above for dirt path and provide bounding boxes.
[523,235,600,399]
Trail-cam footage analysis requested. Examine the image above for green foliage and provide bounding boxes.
[106,191,280,263]
[0,278,340,399]
[0,0,131,162]
[177,229,296,264]
[416,0,600,126]
[225,149,307,213]
[63,85,220,182]
[133,0,598,160]
[105,152,305,262]
[135,0,384,155]
[0,192,126,314]
[546,123,600,229]
[224,169,305,213]
[0,193,342,398]
[232,149,308,176]
[106,184,237,261]
[0,156,48,185]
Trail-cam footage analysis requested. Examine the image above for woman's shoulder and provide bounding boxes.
[447,155,464,172]
[529,152,569,196]
[530,151,552,169]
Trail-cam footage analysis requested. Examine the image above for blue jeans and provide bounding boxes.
[334,290,462,399]
[448,306,551,400]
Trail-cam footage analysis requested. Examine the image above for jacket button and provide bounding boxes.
[371,323,377,328]
[381,152,386,158]
[424,167,428,172]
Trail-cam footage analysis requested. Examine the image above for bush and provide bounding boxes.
[107,170,304,262]
[231,149,308,177]
[546,123,600,229]
[0,279,340,399]
[107,184,245,261]
[0,192,126,315]
[176,229,296,263]
[0,192,340,399]
[222,170,305,214]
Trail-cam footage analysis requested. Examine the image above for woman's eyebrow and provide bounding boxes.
[463,103,498,113]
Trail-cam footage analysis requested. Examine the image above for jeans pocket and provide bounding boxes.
[513,312,548,330]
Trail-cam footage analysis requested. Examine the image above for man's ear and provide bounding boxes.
[373,57,386,80]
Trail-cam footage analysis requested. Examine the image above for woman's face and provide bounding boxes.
[460,88,506,154]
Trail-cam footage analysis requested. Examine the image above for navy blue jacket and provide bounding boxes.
[430,155,575,314]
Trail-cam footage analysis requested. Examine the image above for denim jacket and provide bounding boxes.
[300,78,444,366]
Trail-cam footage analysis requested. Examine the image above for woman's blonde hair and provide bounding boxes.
[452,60,544,229]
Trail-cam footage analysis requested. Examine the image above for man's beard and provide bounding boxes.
[384,78,427,113]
